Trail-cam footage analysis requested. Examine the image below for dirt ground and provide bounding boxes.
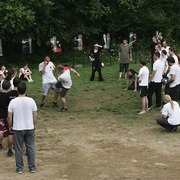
[1,113,180,180]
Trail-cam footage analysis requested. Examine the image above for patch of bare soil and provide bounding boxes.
[1,116,180,180]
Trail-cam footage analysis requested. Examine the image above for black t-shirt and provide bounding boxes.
[7,90,18,105]
[0,92,9,119]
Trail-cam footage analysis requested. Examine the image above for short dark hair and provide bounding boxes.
[13,77,21,87]
[128,69,138,75]
[169,47,175,53]
[167,56,175,64]
[154,51,160,58]
[2,80,11,90]
[139,60,146,66]
[17,82,27,95]
[162,50,167,55]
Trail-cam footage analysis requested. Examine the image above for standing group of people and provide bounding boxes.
[0,75,37,173]
[125,36,180,132]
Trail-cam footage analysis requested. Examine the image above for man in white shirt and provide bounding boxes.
[56,64,80,112]
[169,48,178,65]
[39,56,58,107]
[161,41,170,56]
[166,57,180,101]
[8,82,38,174]
[138,60,149,114]
[148,52,164,109]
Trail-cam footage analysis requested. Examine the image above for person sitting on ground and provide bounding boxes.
[156,95,180,132]
[124,69,139,91]
[0,65,8,90]
[19,64,33,82]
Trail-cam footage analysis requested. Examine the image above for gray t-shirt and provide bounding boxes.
[118,44,131,63]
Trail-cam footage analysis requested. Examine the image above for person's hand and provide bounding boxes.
[44,60,49,65]
[76,73,80,77]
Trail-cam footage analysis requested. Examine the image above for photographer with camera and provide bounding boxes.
[19,63,33,82]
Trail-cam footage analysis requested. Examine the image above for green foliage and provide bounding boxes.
[0,0,180,58]
[0,1,35,41]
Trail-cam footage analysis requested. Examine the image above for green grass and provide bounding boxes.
[24,59,161,129]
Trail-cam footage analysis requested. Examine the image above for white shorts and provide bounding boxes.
[42,82,56,96]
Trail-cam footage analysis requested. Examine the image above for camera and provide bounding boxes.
[161,77,168,84]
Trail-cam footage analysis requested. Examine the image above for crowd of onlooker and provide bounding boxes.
[123,36,180,132]
[1,36,180,174]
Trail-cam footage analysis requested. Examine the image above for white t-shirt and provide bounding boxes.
[138,66,149,86]
[169,64,180,88]
[161,101,180,125]
[8,96,37,130]
[151,59,164,83]
[161,46,170,56]
[58,69,72,89]
[161,55,168,66]
[172,55,179,65]
[39,61,57,83]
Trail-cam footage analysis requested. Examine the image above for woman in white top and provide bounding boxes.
[19,63,33,82]
[0,65,8,90]
[156,95,180,132]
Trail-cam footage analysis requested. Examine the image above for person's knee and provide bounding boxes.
[156,118,161,124]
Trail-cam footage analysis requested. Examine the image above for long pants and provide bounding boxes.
[90,66,103,81]
[14,130,36,172]
[148,81,162,108]
[157,117,178,132]
[168,84,180,101]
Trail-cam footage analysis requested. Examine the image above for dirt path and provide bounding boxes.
[1,116,180,180]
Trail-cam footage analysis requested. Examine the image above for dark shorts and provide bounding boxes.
[60,87,69,97]
[119,63,129,72]
[0,119,8,133]
[139,86,148,97]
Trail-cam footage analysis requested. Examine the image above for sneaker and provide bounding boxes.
[17,170,23,174]
[40,103,44,108]
[52,102,58,107]
[60,107,68,112]
[7,149,13,157]
[170,126,177,133]
[148,105,154,110]
[155,106,162,110]
[30,169,36,173]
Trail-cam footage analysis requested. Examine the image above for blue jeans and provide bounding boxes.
[14,130,36,172]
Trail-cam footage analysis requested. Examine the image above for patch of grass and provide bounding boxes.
[25,60,164,130]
